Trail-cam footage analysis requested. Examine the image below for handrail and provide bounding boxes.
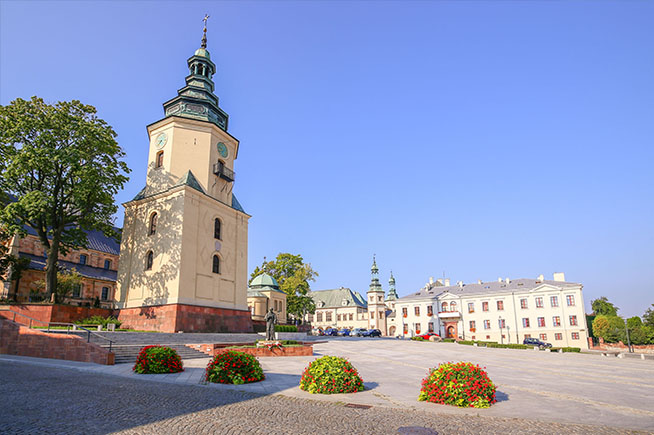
[0,308,114,352]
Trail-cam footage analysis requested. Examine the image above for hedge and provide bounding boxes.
[551,347,581,353]
[275,325,298,332]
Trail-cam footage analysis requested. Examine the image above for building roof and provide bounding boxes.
[23,226,120,256]
[398,277,580,302]
[248,273,285,295]
[309,287,367,309]
[19,252,117,282]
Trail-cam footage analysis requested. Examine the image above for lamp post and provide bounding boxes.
[624,318,633,353]
[499,316,503,344]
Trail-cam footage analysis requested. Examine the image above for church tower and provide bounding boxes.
[386,271,399,311]
[367,255,387,335]
[116,19,252,333]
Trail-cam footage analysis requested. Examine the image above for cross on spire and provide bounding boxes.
[201,14,210,48]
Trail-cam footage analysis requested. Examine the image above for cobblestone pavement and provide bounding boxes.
[0,361,644,435]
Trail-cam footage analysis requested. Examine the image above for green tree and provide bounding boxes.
[643,304,654,328]
[250,253,318,320]
[34,268,82,304]
[591,296,619,316]
[592,315,625,343]
[0,97,129,300]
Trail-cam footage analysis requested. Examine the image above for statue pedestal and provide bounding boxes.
[256,340,281,347]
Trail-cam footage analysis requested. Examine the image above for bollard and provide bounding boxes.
[617,353,624,359]
[642,354,646,360]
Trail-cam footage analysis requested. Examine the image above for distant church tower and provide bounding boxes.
[386,271,399,311]
[116,20,252,332]
[367,256,387,335]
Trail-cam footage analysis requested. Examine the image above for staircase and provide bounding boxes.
[109,344,209,365]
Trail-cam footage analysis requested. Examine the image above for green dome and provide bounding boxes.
[194,48,211,59]
[250,273,279,289]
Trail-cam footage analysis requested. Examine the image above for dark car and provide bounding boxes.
[362,329,382,337]
[352,328,367,337]
[338,328,351,336]
[523,337,552,349]
[324,327,339,336]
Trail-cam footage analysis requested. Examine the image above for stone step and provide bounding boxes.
[110,344,209,365]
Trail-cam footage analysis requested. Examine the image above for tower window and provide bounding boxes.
[214,218,221,240]
[145,251,153,271]
[149,212,158,236]
[104,259,111,270]
[79,254,87,265]
[212,255,220,274]
[156,151,164,168]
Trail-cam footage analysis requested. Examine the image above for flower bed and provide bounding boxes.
[133,345,183,374]
[418,361,496,408]
[205,350,264,384]
[300,356,364,394]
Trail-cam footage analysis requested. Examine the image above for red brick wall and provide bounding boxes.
[589,338,654,354]
[0,318,114,365]
[186,343,313,357]
[0,304,115,326]
[117,303,254,333]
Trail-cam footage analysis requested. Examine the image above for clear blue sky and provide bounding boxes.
[2,1,652,318]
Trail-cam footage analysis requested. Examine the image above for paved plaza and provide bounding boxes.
[1,338,653,433]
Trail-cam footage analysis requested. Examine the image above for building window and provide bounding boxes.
[349,313,353,321]
[441,302,448,312]
[403,324,408,334]
[482,302,489,312]
[101,287,109,301]
[497,300,504,311]
[566,295,575,306]
[212,255,220,274]
[498,318,506,329]
[370,311,375,319]
[468,302,475,313]
[149,212,158,236]
[414,323,421,334]
[483,320,491,330]
[379,311,384,319]
[524,334,531,339]
[550,296,559,307]
[522,318,530,328]
[72,284,81,298]
[571,332,580,340]
[316,312,322,322]
[145,251,153,270]
[539,333,548,341]
[427,306,433,316]
[552,316,561,327]
[104,259,111,270]
[214,218,221,240]
[402,307,407,318]
[537,317,545,327]
[535,297,544,308]
[414,306,420,316]
[326,312,332,322]
[450,301,457,312]
[428,322,434,333]
[79,254,87,265]
[555,333,562,340]
[520,298,528,309]
[569,315,578,326]
[155,150,164,168]
[337,314,341,321]
[469,320,476,331]
[378,296,383,302]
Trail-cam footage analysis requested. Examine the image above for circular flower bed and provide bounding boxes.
[133,345,184,374]
[205,350,264,385]
[299,356,364,394]
[418,361,496,408]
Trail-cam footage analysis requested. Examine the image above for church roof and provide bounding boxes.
[174,170,205,194]
[22,226,120,256]
[19,252,117,282]
[309,287,367,309]
[249,273,285,294]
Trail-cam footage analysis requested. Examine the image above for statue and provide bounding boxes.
[264,308,277,341]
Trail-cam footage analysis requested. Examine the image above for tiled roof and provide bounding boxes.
[309,287,368,309]
[23,226,120,256]
[232,194,246,213]
[19,253,117,282]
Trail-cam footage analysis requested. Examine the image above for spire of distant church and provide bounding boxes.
[386,270,399,301]
[368,255,383,294]
[201,14,209,49]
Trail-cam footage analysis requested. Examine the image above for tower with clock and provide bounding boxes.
[367,256,388,334]
[115,20,252,332]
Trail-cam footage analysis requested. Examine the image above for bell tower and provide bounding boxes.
[116,18,252,333]
[367,255,387,335]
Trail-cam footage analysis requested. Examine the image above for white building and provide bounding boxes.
[391,273,589,348]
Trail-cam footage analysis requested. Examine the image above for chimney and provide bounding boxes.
[505,277,510,284]
[429,277,434,285]
[444,278,450,287]
[477,279,482,284]
[457,280,463,288]
[436,278,444,285]
[537,274,544,282]
[498,277,502,282]
[553,272,565,282]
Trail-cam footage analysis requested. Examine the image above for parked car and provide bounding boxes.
[324,327,339,336]
[523,337,552,349]
[417,332,440,340]
[362,329,382,337]
[311,328,324,336]
[352,328,367,337]
[338,328,351,336]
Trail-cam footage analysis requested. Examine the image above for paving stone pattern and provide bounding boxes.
[0,362,637,435]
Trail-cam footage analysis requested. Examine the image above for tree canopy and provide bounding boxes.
[250,253,318,320]
[0,97,130,298]
[591,296,619,316]
[643,304,654,328]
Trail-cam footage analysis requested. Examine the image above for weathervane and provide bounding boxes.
[201,14,210,48]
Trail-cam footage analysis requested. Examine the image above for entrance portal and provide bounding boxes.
[447,325,455,338]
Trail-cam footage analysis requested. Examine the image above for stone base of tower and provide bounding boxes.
[117,303,253,333]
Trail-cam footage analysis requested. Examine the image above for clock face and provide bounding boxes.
[217,142,228,158]
[155,132,167,149]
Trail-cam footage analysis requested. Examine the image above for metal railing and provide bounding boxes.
[213,162,235,181]
[0,308,114,352]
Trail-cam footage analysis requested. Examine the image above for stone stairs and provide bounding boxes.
[109,344,209,365]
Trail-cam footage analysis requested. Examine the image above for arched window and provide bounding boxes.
[149,212,157,236]
[214,218,221,240]
[212,255,220,274]
[145,251,153,270]
[450,301,457,312]
[441,302,448,312]
[156,151,164,168]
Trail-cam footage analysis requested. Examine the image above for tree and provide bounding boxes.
[591,297,619,316]
[34,268,82,304]
[250,253,318,320]
[0,97,129,300]
[592,315,625,343]
[643,304,654,328]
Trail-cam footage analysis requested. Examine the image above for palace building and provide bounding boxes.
[115,22,252,332]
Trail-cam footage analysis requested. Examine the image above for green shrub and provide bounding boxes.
[411,336,425,341]
[133,346,183,374]
[475,341,498,347]
[75,315,122,329]
[205,350,264,384]
[457,340,475,346]
[419,361,496,408]
[275,325,298,332]
[442,338,456,343]
[562,347,581,353]
[300,356,364,394]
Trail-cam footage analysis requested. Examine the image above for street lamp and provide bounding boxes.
[624,318,633,353]
[499,316,503,344]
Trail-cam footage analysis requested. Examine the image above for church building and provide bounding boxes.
[115,22,252,333]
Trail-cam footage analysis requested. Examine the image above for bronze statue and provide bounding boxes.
[264,308,277,341]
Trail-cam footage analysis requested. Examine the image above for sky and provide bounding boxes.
[1,1,653,318]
